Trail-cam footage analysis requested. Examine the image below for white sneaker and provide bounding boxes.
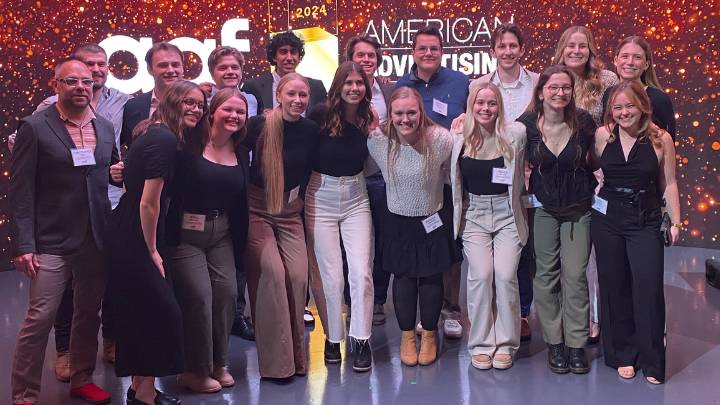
[444,319,462,338]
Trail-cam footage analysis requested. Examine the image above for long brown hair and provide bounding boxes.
[462,82,513,161]
[530,65,582,169]
[603,81,662,148]
[384,86,436,183]
[133,80,206,142]
[615,36,662,89]
[552,26,604,111]
[260,72,310,214]
[324,62,374,136]
[185,87,249,155]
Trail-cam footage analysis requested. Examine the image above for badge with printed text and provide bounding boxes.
[182,213,206,231]
[491,167,513,185]
[71,148,96,166]
[422,213,443,234]
[432,99,448,116]
[288,186,300,204]
[521,194,543,209]
[592,195,608,215]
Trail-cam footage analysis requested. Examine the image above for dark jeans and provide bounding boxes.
[235,260,248,318]
[54,283,114,353]
[518,243,535,318]
[393,273,444,331]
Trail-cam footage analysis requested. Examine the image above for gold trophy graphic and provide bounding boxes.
[267,0,339,91]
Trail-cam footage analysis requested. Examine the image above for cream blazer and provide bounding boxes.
[450,122,529,245]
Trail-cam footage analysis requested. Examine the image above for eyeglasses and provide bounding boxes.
[414,46,441,55]
[181,98,205,110]
[57,77,94,88]
[544,85,573,95]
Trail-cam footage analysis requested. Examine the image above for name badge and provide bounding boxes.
[521,194,543,209]
[71,148,96,166]
[288,186,300,204]
[182,213,206,231]
[421,212,443,234]
[432,99,448,116]
[491,167,512,185]
[592,195,608,215]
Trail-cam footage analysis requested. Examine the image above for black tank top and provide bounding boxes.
[598,126,661,208]
[460,155,509,196]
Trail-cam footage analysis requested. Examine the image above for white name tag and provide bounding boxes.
[521,194,543,209]
[421,212,443,234]
[71,148,96,166]
[492,167,513,185]
[288,186,300,204]
[182,213,206,231]
[432,98,448,116]
[592,195,608,215]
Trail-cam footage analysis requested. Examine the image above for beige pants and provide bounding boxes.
[461,194,522,357]
[245,186,308,378]
[12,236,106,404]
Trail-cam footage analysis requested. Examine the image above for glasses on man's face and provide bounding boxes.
[181,98,205,110]
[414,46,441,55]
[57,77,94,88]
[544,85,573,95]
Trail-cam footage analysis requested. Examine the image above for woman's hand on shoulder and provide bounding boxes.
[450,113,466,132]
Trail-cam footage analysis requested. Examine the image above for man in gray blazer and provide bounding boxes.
[243,31,327,112]
[9,59,119,405]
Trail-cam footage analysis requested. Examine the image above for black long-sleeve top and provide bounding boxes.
[312,123,369,177]
[244,115,321,191]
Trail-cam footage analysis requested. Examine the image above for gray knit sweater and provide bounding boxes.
[367,126,452,217]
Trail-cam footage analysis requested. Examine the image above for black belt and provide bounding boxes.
[186,209,227,218]
[602,186,662,226]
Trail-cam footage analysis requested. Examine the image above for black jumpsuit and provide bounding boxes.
[591,126,666,381]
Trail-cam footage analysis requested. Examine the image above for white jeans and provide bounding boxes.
[305,171,374,342]
[461,193,522,357]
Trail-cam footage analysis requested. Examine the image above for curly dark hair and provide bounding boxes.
[266,31,305,66]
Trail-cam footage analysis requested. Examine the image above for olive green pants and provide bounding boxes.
[533,207,591,348]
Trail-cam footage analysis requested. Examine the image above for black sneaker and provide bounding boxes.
[352,339,372,372]
[324,340,341,364]
[231,316,255,341]
[569,347,589,374]
[127,387,181,405]
[547,343,570,374]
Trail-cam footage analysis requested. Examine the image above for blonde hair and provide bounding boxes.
[259,72,310,214]
[552,26,604,112]
[383,86,436,184]
[462,82,513,161]
[603,81,663,148]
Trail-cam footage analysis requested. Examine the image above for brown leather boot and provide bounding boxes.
[418,330,437,366]
[54,351,71,382]
[400,330,418,366]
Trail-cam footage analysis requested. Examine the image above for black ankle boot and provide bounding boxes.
[352,339,372,372]
[547,343,570,374]
[569,347,589,374]
[324,339,341,364]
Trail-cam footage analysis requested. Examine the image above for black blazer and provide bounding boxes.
[243,72,327,113]
[165,144,250,265]
[10,104,120,256]
[120,91,152,147]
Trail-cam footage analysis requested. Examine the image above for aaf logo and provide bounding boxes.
[99,18,250,94]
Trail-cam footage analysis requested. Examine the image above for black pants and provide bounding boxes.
[592,203,665,381]
[235,261,248,318]
[54,283,114,353]
[392,273,444,331]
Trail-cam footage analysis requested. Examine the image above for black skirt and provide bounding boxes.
[380,196,455,278]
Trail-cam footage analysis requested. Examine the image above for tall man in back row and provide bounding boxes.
[396,25,469,339]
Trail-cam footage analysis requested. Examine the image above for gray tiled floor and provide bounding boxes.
[1,246,719,405]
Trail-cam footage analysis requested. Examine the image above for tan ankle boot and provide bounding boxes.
[54,351,71,382]
[418,330,437,365]
[400,330,418,366]
[177,372,222,393]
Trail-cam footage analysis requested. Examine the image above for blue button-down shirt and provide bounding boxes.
[395,66,469,130]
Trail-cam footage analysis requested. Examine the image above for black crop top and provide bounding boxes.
[461,155,508,196]
[312,123,368,177]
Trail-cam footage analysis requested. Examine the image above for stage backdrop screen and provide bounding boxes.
[0,1,717,266]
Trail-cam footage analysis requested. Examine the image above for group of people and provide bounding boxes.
[7,22,680,405]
